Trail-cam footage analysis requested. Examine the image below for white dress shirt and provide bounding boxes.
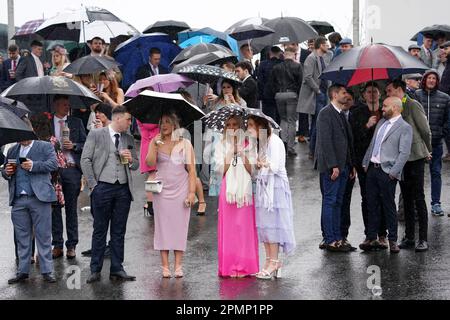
[108,125,121,146]
[370,115,402,164]
[31,52,44,77]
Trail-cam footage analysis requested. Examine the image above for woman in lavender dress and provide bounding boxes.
[247,116,296,280]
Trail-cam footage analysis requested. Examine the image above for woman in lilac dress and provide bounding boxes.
[247,116,296,280]
[146,112,197,278]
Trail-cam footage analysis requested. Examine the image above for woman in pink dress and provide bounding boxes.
[137,120,159,215]
[215,115,259,277]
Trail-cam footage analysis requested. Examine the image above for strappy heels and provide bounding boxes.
[256,258,271,277]
[161,266,172,278]
[174,267,184,278]
[256,260,282,280]
[197,202,206,216]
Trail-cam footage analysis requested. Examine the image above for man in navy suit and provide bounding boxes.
[1,44,21,91]
[2,129,59,284]
[135,47,168,81]
[50,95,87,260]
[15,40,45,81]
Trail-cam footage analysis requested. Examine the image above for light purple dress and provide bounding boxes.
[153,147,190,251]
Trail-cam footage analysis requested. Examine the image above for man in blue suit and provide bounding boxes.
[2,129,59,284]
[1,44,20,91]
[135,47,168,81]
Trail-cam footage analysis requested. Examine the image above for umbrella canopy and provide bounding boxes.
[1,76,101,113]
[143,20,190,39]
[177,28,239,55]
[171,43,235,66]
[0,107,37,147]
[225,17,269,34]
[114,33,181,90]
[411,24,450,41]
[308,20,335,36]
[63,55,121,75]
[35,7,138,43]
[244,108,281,130]
[171,51,238,73]
[0,96,31,118]
[125,74,194,98]
[320,43,429,87]
[176,65,241,85]
[229,24,275,41]
[124,90,205,127]
[12,19,45,40]
[250,17,318,53]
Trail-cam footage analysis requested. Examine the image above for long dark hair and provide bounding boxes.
[248,115,272,152]
[217,79,242,104]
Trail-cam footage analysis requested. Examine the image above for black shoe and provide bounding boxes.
[81,249,92,256]
[319,239,326,250]
[87,272,101,284]
[415,240,429,252]
[109,270,136,281]
[8,273,29,284]
[341,239,357,252]
[287,149,298,157]
[43,273,56,283]
[399,238,415,249]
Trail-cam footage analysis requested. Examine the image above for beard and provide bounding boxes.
[383,110,394,120]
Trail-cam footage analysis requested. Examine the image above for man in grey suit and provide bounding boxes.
[15,40,45,81]
[81,106,139,283]
[360,97,413,254]
[2,134,58,284]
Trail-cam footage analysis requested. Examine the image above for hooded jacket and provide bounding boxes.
[415,70,450,145]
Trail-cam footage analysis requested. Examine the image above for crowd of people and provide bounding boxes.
[0,27,450,286]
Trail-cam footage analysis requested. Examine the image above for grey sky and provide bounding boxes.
[1,0,354,38]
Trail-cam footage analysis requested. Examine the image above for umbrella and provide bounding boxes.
[124,90,205,127]
[411,24,450,41]
[171,43,235,66]
[0,107,37,147]
[229,24,275,41]
[12,19,45,40]
[177,65,241,85]
[113,33,181,90]
[143,20,190,40]
[0,96,31,118]
[201,104,246,132]
[177,28,240,55]
[171,51,238,73]
[63,55,121,75]
[250,17,318,53]
[320,43,429,87]
[125,74,194,98]
[1,76,101,113]
[35,7,139,43]
[225,17,269,34]
[308,21,335,36]
[244,108,281,130]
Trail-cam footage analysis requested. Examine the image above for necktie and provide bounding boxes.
[59,120,65,142]
[372,121,390,158]
[12,59,16,71]
[114,134,120,150]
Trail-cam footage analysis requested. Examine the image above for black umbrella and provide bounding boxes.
[229,24,275,41]
[308,21,335,36]
[225,17,269,34]
[0,96,31,118]
[250,17,318,53]
[411,24,450,41]
[172,51,238,73]
[1,76,101,113]
[171,43,236,66]
[143,20,190,40]
[0,107,37,147]
[124,90,205,127]
[63,55,121,75]
[177,65,241,85]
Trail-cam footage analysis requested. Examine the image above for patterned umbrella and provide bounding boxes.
[171,51,238,73]
[177,64,241,85]
[244,108,281,130]
[12,19,45,40]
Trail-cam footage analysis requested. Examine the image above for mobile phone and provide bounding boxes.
[19,157,27,164]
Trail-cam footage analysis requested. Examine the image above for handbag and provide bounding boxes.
[145,180,163,193]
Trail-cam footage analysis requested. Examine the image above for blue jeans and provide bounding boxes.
[309,92,327,155]
[90,182,132,273]
[320,166,349,244]
[430,144,443,205]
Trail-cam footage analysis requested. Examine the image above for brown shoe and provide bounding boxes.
[52,248,63,259]
[297,135,307,143]
[378,236,389,250]
[66,248,76,260]
[389,241,400,254]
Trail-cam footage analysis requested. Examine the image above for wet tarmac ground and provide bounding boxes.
[0,141,449,300]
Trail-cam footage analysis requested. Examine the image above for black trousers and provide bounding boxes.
[366,165,398,242]
[340,175,355,240]
[399,159,428,241]
[297,113,310,137]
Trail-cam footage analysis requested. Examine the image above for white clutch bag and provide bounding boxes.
[145,180,163,193]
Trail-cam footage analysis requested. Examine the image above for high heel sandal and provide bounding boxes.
[174,267,184,278]
[256,258,271,277]
[256,259,282,280]
[197,202,206,216]
[161,266,172,278]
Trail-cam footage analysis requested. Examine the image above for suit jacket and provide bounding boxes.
[135,63,168,81]
[239,76,258,109]
[50,116,87,168]
[362,117,413,181]
[1,141,58,206]
[1,58,19,90]
[419,48,434,68]
[80,127,139,199]
[401,96,432,161]
[15,55,41,81]
[297,51,330,114]
[315,104,354,173]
